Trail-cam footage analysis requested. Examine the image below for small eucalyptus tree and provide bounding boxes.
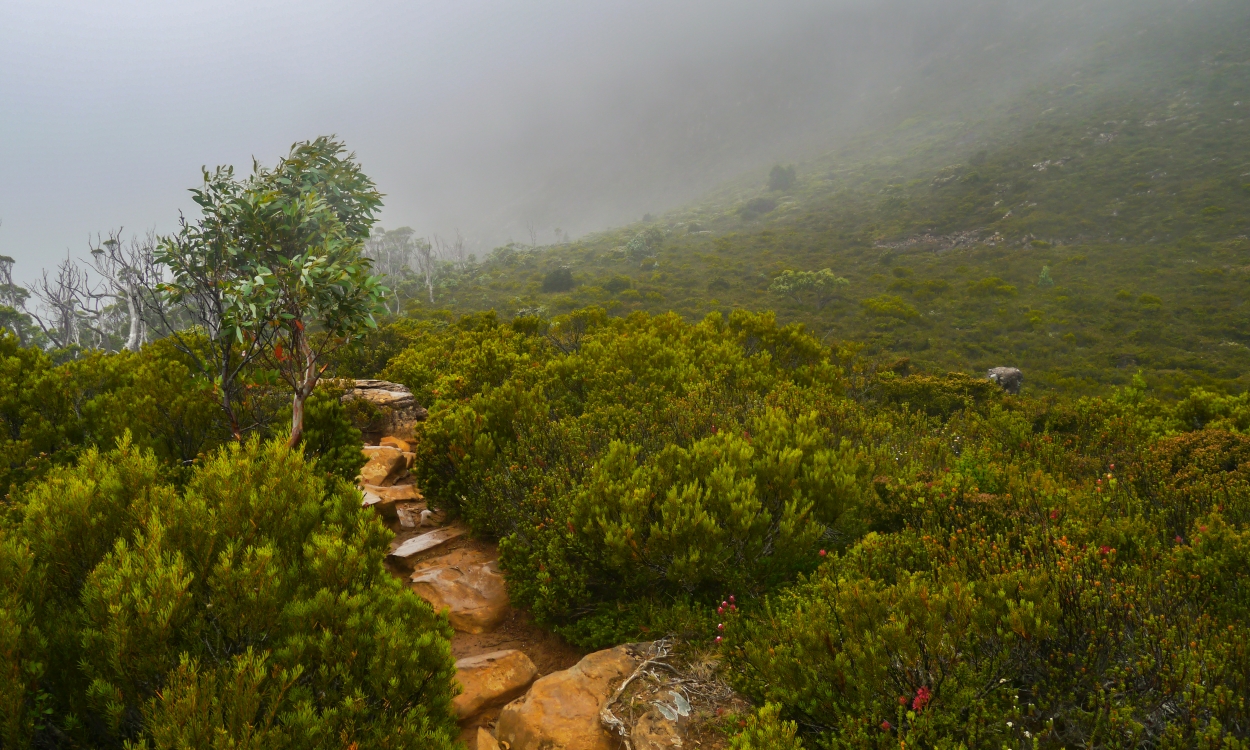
[158,136,387,445]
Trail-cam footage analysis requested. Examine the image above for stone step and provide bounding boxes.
[410,547,509,633]
[387,525,467,568]
[452,649,538,721]
[359,446,410,486]
[495,644,643,750]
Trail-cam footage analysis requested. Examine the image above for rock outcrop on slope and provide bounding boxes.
[340,379,427,443]
[987,366,1024,394]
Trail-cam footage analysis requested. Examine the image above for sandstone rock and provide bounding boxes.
[360,482,422,502]
[361,489,399,521]
[410,547,509,633]
[452,650,539,720]
[495,645,640,750]
[987,366,1024,394]
[476,728,503,750]
[388,526,467,567]
[341,379,428,442]
[380,435,412,452]
[360,446,406,486]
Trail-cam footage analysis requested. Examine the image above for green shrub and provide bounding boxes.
[731,702,804,750]
[541,267,575,293]
[724,409,1250,748]
[291,385,367,483]
[406,310,852,637]
[859,295,918,320]
[0,437,458,749]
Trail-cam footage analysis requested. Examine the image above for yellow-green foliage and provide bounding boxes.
[724,407,1250,748]
[0,438,457,749]
[376,304,1250,745]
[393,309,854,642]
[731,702,805,750]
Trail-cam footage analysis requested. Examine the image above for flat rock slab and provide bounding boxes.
[452,649,539,721]
[380,436,412,452]
[361,482,422,502]
[410,547,509,634]
[389,525,466,566]
[496,645,641,750]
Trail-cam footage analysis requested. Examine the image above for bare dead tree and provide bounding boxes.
[449,229,469,268]
[87,229,164,351]
[526,219,539,248]
[27,253,94,350]
[413,236,435,304]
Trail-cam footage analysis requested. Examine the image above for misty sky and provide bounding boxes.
[1,0,1150,282]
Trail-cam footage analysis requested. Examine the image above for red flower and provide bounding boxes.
[1050,510,1060,520]
[1099,545,1110,555]
[912,686,932,712]
[881,720,892,731]
[819,549,827,557]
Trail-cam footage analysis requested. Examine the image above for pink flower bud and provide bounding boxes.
[729,595,735,603]
[715,636,722,644]
[717,607,724,615]
[717,623,724,631]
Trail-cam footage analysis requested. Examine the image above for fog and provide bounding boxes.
[1,0,1163,281]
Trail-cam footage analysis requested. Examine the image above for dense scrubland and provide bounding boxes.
[413,0,1250,397]
[4,1,1250,748]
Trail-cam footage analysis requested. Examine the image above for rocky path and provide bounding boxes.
[350,380,741,750]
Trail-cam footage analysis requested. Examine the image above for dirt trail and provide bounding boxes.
[380,504,586,745]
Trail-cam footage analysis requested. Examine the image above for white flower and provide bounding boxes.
[1006,721,1013,727]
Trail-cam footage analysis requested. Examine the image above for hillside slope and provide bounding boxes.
[415,0,1250,396]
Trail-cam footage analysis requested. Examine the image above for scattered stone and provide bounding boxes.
[452,650,539,720]
[388,526,467,566]
[361,489,399,521]
[476,728,503,750]
[360,446,407,486]
[495,645,641,750]
[340,379,428,442]
[380,436,412,452]
[987,366,1024,394]
[396,505,423,528]
[410,547,509,633]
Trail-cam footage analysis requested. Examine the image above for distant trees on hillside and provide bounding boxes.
[770,268,848,310]
[769,163,796,191]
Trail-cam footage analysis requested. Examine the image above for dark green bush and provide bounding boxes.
[541,267,575,292]
[0,437,458,749]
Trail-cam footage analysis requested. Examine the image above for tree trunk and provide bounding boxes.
[124,284,142,351]
[287,337,318,449]
[289,390,306,448]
